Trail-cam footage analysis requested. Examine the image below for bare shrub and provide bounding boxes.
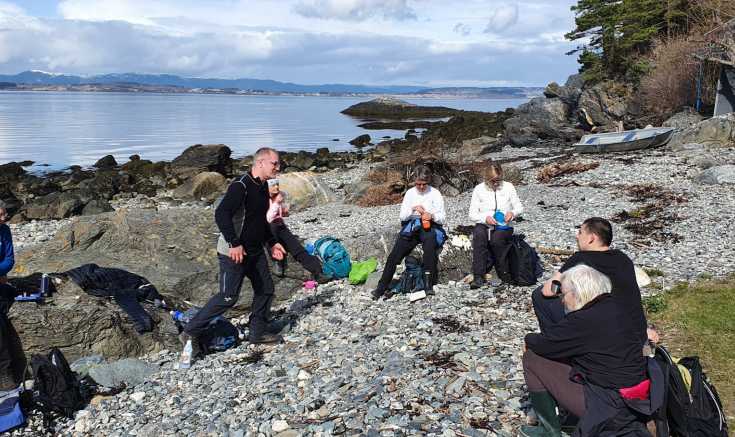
[629,37,707,122]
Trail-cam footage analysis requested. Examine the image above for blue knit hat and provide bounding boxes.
[267,178,279,186]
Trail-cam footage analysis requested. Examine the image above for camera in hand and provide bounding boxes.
[551,280,562,295]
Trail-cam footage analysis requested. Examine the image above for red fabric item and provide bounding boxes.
[619,379,650,401]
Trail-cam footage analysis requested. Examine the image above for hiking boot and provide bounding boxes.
[382,289,397,300]
[370,288,385,301]
[470,275,485,290]
[272,260,284,277]
[178,331,202,357]
[0,375,16,392]
[423,272,435,295]
[249,332,283,344]
[315,272,333,284]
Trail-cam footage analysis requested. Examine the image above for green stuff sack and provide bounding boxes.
[349,258,377,285]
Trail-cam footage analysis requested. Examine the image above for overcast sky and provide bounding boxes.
[0,0,582,87]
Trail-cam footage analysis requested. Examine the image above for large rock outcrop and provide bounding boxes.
[575,83,629,129]
[503,97,577,145]
[171,144,232,180]
[12,209,308,314]
[278,172,338,211]
[668,113,735,150]
[7,273,179,366]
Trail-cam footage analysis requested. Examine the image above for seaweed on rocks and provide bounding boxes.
[611,183,691,244]
[431,316,470,334]
[420,351,457,368]
[357,121,436,130]
[470,417,495,430]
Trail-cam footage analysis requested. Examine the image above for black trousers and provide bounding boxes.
[266,223,322,277]
[0,314,12,378]
[185,251,275,341]
[472,224,513,276]
[0,284,21,380]
[377,227,439,292]
[531,285,567,334]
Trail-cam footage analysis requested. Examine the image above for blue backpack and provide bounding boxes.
[314,236,352,279]
[394,255,424,294]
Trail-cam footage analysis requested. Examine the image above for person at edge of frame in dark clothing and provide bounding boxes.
[0,199,21,391]
[180,147,287,356]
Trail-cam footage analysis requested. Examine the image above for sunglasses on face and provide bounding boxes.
[415,183,428,187]
[488,179,502,185]
[264,160,280,168]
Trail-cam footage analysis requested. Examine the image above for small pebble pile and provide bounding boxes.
[5,145,734,436]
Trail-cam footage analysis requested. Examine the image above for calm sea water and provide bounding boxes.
[0,92,527,171]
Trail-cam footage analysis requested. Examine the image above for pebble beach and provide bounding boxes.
[6,144,735,437]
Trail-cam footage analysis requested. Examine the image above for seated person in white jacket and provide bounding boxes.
[468,163,523,289]
[370,165,446,300]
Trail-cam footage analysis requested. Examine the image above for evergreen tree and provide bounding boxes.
[564,0,623,82]
[565,0,690,81]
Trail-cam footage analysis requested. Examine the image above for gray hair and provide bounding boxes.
[0,199,5,211]
[560,264,612,311]
[414,165,432,183]
[254,147,278,162]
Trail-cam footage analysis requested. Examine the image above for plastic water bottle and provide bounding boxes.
[171,311,190,323]
[181,340,192,369]
[40,274,50,297]
[494,210,509,230]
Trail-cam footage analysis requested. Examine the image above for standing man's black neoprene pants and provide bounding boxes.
[185,251,275,341]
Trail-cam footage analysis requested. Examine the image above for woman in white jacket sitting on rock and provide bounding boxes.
[467,163,523,289]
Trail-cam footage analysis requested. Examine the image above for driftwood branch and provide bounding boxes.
[536,248,575,255]
[691,52,735,67]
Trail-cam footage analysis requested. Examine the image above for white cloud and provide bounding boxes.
[291,0,416,22]
[484,3,518,34]
[0,0,582,86]
[452,22,471,36]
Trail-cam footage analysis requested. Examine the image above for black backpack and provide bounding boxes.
[394,255,424,294]
[496,234,541,286]
[653,346,728,437]
[22,347,84,420]
[198,317,241,355]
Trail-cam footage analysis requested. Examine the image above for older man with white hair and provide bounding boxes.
[520,264,661,437]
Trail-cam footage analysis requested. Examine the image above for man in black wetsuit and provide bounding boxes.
[181,147,287,352]
[532,217,658,346]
